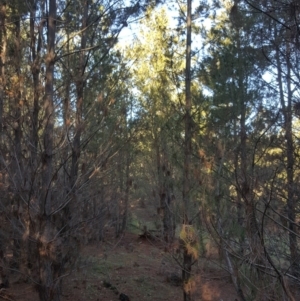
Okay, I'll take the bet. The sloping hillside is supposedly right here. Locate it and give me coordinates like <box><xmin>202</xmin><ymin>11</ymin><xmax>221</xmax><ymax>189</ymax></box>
<box><xmin>7</xmin><ymin>230</ymin><xmax>238</xmax><ymax>301</ymax></box>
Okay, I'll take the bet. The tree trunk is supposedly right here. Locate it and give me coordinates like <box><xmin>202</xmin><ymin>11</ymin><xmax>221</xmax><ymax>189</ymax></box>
<box><xmin>0</xmin><ymin>2</ymin><xmax>6</xmax><ymax>143</ymax></box>
<box><xmin>11</xmin><ymin>14</ymin><xmax>24</xmax><ymax>272</ymax></box>
<box><xmin>285</xmin><ymin>42</ymin><xmax>298</xmax><ymax>277</ymax></box>
<box><xmin>30</xmin><ymin>1</ymin><xmax>43</xmax><ymax>165</ymax></box>
<box><xmin>0</xmin><ymin>2</ymin><xmax>7</xmax><ymax>288</ymax></box>
<box><xmin>38</xmin><ymin>0</ymin><xmax>58</xmax><ymax>300</ymax></box>
<box><xmin>68</xmin><ymin>0</ymin><xmax>88</xmax><ymax>229</ymax></box>
<box><xmin>70</xmin><ymin>0</ymin><xmax>88</xmax><ymax>190</ymax></box>
<box><xmin>23</xmin><ymin>0</ymin><xmax>44</xmax><ymax>282</ymax></box>
<box><xmin>182</xmin><ymin>0</ymin><xmax>192</xmax><ymax>300</ymax></box>
<box><xmin>275</xmin><ymin>34</ymin><xmax>298</xmax><ymax>276</ymax></box>
<box><xmin>238</xmin><ymin>51</ymin><xmax>264</xmax><ymax>277</ymax></box>
<box><xmin>157</xmin><ymin>139</ymin><xmax>174</xmax><ymax>243</ymax></box>
<box><xmin>121</xmin><ymin>116</ymin><xmax>131</xmax><ymax>233</ymax></box>
<box><xmin>215</xmin><ymin>142</ymin><xmax>247</xmax><ymax>301</ymax></box>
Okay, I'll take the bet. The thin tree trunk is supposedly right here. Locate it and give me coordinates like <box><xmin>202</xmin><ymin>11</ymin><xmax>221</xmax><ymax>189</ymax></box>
<box><xmin>121</xmin><ymin>156</ymin><xmax>130</xmax><ymax>232</ymax></box>
<box><xmin>38</xmin><ymin>0</ymin><xmax>58</xmax><ymax>300</ymax></box>
<box><xmin>182</xmin><ymin>0</ymin><xmax>192</xmax><ymax>300</ymax></box>
<box><xmin>25</xmin><ymin>0</ymin><xmax>44</xmax><ymax>281</ymax></box>
<box><xmin>0</xmin><ymin>2</ymin><xmax>6</xmax><ymax>143</ymax></box>
<box><xmin>11</xmin><ymin>14</ymin><xmax>24</xmax><ymax>272</ymax></box>
<box><xmin>70</xmin><ymin>0</ymin><xmax>88</xmax><ymax>190</ymax></box>
<box><xmin>183</xmin><ymin>0</ymin><xmax>192</xmax><ymax>217</ymax></box>
<box><xmin>233</xmin><ymin>28</ymin><xmax>264</xmax><ymax>272</ymax></box>
<box><xmin>275</xmin><ymin>30</ymin><xmax>298</xmax><ymax>276</ymax></box>
<box><xmin>233</xmin><ymin>118</ymin><xmax>244</xmax><ymax>255</ymax></box>
<box><xmin>285</xmin><ymin>42</ymin><xmax>298</xmax><ymax>277</ymax></box>
<box><xmin>121</xmin><ymin>113</ymin><xmax>131</xmax><ymax>233</ymax></box>
<box><xmin>68</xmin><ymin>0</ymin><xmax>88</xmax><ymax>234</ymax></box>
<box><xmin>30</xmin><ymin>1</ymin><xmax>43</xmax><ymax>164</ymax></box>
<box><xmin>0</xmin><ymin>2</ymin><xmax>7</xmax><ymax>288</ymax></box>
<box><xmin>215</xmin><ymin>146</ymin><xmax>247</xmax><ymax>301</ymax></box>
<box><xmin>63</xmin><ymin>0</ymin><xmax>71</xmax><ymax>134</ymax></box>
<box><xmin>157</xmin><ymin>140</ymin><xmax>174</xmax><ymax>243</ymax></box>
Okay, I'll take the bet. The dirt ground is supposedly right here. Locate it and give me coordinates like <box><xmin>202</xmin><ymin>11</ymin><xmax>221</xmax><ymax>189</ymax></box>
<box><xmin>4</xmin><ymin>228</ymin><xmax>239</xmax><ymax>301</ymax></box>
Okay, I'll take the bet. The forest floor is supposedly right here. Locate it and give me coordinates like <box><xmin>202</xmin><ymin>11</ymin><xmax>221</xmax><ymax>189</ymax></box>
<box><xmin>5</xmin><ymin>208</ymin><xmax>239</xmax><ymax>301</ymax></box>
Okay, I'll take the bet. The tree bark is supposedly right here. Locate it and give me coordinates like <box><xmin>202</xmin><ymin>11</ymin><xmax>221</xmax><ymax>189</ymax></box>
<box><xmin>0</xmin><ymin>2</ymin><xmax>6</xmax><ymax>143</ymax></box>
<box><xmin>38</xmin><ymin>0</ymin><xmax>58</xmax><ymax>300</ymax></box>
<box><xmin>70</xmin><ymin>0</ymin><xmax>88</xmax><ymax>190</ymax></box>
<box><xmin>275</xmin><ymin>32</ymin><xmax>298</xmax><ymax>277</ymax></box>
<box><xmin>30</xmin><ymin>1</ymin><xmax>44</xmax><ymax>165</ymax></box>
<box><xmin>182</xmin><ymin>0</ymin><xmax>192</xmax><ymax>300</ymax></box>
<box><xmin>11</xmin><ymin>13</ymin><xmax>24</xmax><ymax>272</ymax></box>
<box><xmin>0</xmin><ymin>3</ymin><xmax>7</xmax><ymax>288</ymax></box>
<box><xmin>237</xmin><ymin>35</ymin><xmax>265</xmax><ymax>279</ymax></box>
